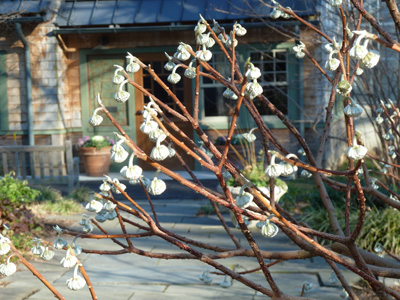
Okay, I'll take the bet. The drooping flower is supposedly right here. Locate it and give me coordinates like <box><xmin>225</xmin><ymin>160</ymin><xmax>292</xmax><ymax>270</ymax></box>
<box><xmin>168</xmin><ymin>143</ymin><xmax>176</xmax><ymax>158</ymax></box>
<box><xmin>279</xmin><ymin>154</ymin><xmax>298</xmax><ymax>177</ymax></box>
<box><xmin>140</xmin><ymin>117</ymin><xmax>159</xmax><ymax>135</ymax></box>
<box><xmin>222</xmin><ymin>88</ymin><xmax>238</xmax><ymax>100</ymax></box>
<box><xmin>212</xmin><ymin>19</ymin><xmax>223</xmax><ymax>34</ymax></box>
<box><xmin>114</xmin><ymin>80</ymin><xmax>130</xmax><ymax>103</ymax></box>
<box><xmin>349</xmin><ymin>31</ymin><xmax>369</xmax><ymax>60</ymax></box>
<box><xmin>346</xmin><ymin>138</ymin><xmax>367</xmax><ymax>160</ymax></box>
<box><xmin>370</xmin><ymin>177</ymin><xmax>379</xmax><ymax>190</ymax></box>
<box><xmin>111</xmin><ymin>178</ymin><xmax>126</xmax><ymax>194</ymax></box>
<box><xmin>293</xmin><ymin>41</ymin><xmax>306</xmax><ymax>59</ymax></box>
<box><xmin>196</xmin><ymin>45</ymin><xmax>212</xmax><ymax>62</ymax></box>
<box><xmin>382</xmin><ymin>129</ymin><xmax>394</xmax><ymax>141</ymax></box>
<box><xmin>218</xmin><ymin>33</ymin><xmax>228</xmax><ymax>44</ymax></box>
<box><xmin>112</xmin><ymin>65</ymin><xmax>125</xmax><ymax>84</ymax></box>
<box><xmin>233</xmin><ymin>22</ymin><xmax>247</xmax><ymax>36</ymax></box>
<box><xmin>301</xmin><ymin>169</ymin><xmax>312</xmax><ymax>178</ymax></box>
<box><xmin>79</xmin><ymin>214</ymin><xmax>94</xmax><ymax>233</ymax></box>
<box><xmin>52</xmin><ymin>225</ymin><xmax>68</xmax><ymax>250</ymax></box>
<box><xmin>206</xmin><ymin>36</ymin><xmax>215</xmax><ymax>48</ymax></box>
<box><xmin>167</xmin><ymin>65</ymin><xmax>182</xmax><ymax>84</ymax></box>
<box><xmin>95</xmin><ymin>211</ymin><xmax>107</xmax><ymax>223</ymax></box>
<box><xmin>125</xmin><ymin>52</ymin><xmax>140</xmax><ymax>73</ymax></box>
<box><xmin>297</xmin><ymin>148</ymin><xmax>306</xmax><ymax>156</ymax></box>
<box><xmin>235</xmin><ymin>184</ymin><xmax>254</xmax><ymax>209</ymax></box>
<box><xmin>264</xmin><ymin>152</ymin><xmax>283</xmax><ymax>178</ymax></box>
<box><xmin>85</xmin><ymin>196</ymin><xmax>103</xmax><ymax>213</ymax></box>
<box><xmin>88</xmin><ymin>107</ymin><xmax>103</xmax><ymax>126</ymax></box>
<box><xmin>149</xmin><ymin>128</ymin><xmax>166</xmax><ymax>143</ymax></box>
<box><xmin>388</xmin><ymin>145</ymin><xmax>397</xmax><ymax>159</ymax></box>
<box><xmin>325</xmin><ymin>50</ymin><xmax>340</xmax><ymax>71</ymax></box>
<box><xmin>147</xmin><ymin>170</ymin><xmax>166</xmax><ymax>195</ymax></box>
<box><xmin>194</xmin><ymin>20</ymin><xmax>207</xmax><ymax>34</ymax></box>
<box><xmin>245</xmin><ymin>80</ymin><xmax>263</xmax><ymax>100</ymax></box>
<box><xmin>174</xmin><ymin>43</ymin><xmax>192</xmax><ymax>61</ymax></box>
<box><xmin>335</xmin><ymin>80</ymin><xmax>352</xmax><ymax>95</ymax></box>
<box><xmin>324</xmin><ymin>37</ymin><xmax>341</xmax><ymax>53</ymax></box>
<box><xmin>330</xmin><ymin>0</ymin><xmax>342</xmax><ymax>7</ymax></box>
<box><xmin>120</xmin><ymin>152</ymin><xmax>143</xmax><ymax>181</ymax></box>
<box><xmin>220</xmin><ymin>275</ymin><xmax>232</xmax><ymax>288</ymax></box>
<box><xmin>184</xmin><ymin>60</ymin><xmax>196</xmax><ymax>79</ymax></box>
<box><xmin>303</xmin><ymin>281</ymin><xmax>313</xmax><ymax>292</ymax></box>
<box><xmin>196</xmin><ymin>32</ymin><xmax>210</xmax><ymax>46</ymax></box>
<box><xmin>328</xmin><ymin>272</ymin><xmax>339</xmax><ymax>284</ymax></box>
<box><xmin>110</xmin><ymin>136</ymin><xmax>129</xmax><ymax>163</ymax></box>
<box><xmin>261</xmin><ymin>216</ymin><xmax>279</xmax><ymax>238</ymax></box>
<box><xmin>40</xmin><ymin>246</ymin><xmax>55</xmax><ymax>261</ymax></box>
<box><xmin>66</xmin><ymin>264</ymin><xmax>86</xmax><ymax>291</ymax></box>
<box><xmin>242</xmin><ymin>127</ymin><xmax>257</xmax><ymax>143</ymax></box>
<box><xmin>361</xmin><ymin>50</ymin><xmax>380</xmax><ymax>69</ymax></box>
<box><xmin>225</xmin><ymin>32</ymin><xmax>238</xmax><ymax>48</ymax></box>
<box><xmin>340</xmin><ymin>289</ymin><xmax>349</xmax><ymax>298</ymax></box>
<box><xmin>0</xmin><ymin>234</ymin><xmax>11</xmax><ymax>255</ymax></box>
<box><xmin>60</xmin><ymin>248</ymin><xmax>78</xmax><ymax>268</ymax></box>
<box><xmin>270</xmin><ymin>7</ymin><xmax>282</xmax><ymax>19</ymax></box>
<box><xmin>199</xmin><ymin>271</ymin><xmax>213</xmax><ymax>284</ymax></box>
<box><xmin>0</xmin><ymin>259</ymin><xmax>16</xmax><ymax>277</ymax></box>
<box><xmin>99</xmin><ymin>180</ymin><xmax>111</xmax><ymax>194</ymax></box>
<box><xmin>222</xmin><ymin>169</ymin><xmax>232</xmax><ymax>181</ymax></box>
<box><xmin>164</xmin><ymin>52</ymin><xmax>176</xmax><ymax>71</ymax></box>
<box><xmin>356</xmin><ymin>67</ymin><xmax>364</xmax><ymax>76</ymax></box>
<box><xmin>375</xmin><ymin>114</ymin><xmax>384</xmax><ymax>124</ymax></box>
<box><xmin>343</xmin><ymin>97</ymin><xmax>363</xmax><ymax>117</ymax></box>
<box><xmin>245</xmin><ymin>63</ymin><xmax>262</xmax><ymax>81</ymax></box>
<box><xmin>150</xmin><ymin>136</ymin><xmax>170</xmax><ymax>161</ymax></box>
<box><xmin>31</xmin><ymin>238</ymin><xmax>45</xmax><ymax>255</ymax></box>
<box><xmin>72</xmin><ymin>236</ymin><xmax>82</xmax><ymax>256</ymax></box>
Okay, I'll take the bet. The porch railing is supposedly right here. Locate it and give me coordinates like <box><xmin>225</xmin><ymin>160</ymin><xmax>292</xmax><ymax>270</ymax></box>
<box><xmin>0</xmin><ymin>140</ymin><xmax>79</xmax><ymax>190</ymax></box>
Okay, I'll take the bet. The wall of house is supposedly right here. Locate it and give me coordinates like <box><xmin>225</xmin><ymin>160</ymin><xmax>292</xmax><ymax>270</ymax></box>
<box><xmin>0</xmin><ymin>1</ymin><xmax>80</xmax><ymax>147</ymax></box>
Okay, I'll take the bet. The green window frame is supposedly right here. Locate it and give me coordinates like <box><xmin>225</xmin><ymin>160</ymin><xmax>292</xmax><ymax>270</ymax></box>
<box><xmin>0</xmin><ymin>51</ymin><xmax>8</xmax><ymax>131</ymax></box>
<box><xmin>198</xmin><ymin>42</ymin><xmax>300</xmax><ymax>130</ymax></box>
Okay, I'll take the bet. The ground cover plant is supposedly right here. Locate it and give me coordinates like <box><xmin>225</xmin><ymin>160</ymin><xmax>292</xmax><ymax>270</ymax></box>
<box><xmin>3</xmin><ymin>1</ymin><xmax>400</xmax><ymax>299</ymax></box>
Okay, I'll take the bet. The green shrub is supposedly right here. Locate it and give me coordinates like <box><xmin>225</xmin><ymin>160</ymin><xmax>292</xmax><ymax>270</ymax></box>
<box><xmin>35</xmin><ymin>186</ymin><xmax>63</xmax><ymax>202</ymax></box>
<box><xmin>357</xmin><ymin>207</ymin><xmax>400</xmax><ymax>255</ymax></box>
<box><xmin>0</xmin><ymin>172</ymin><xmax>41</xmax><ymax>235</ymax></box>
<box><xmin>0</xmin><ymin>172</ymin><xmax>41</xmax><ymax>205</ymax></box>
<box><xmin>37</xmin><ymin>198</ymin><xmax>83</xmax><ymax>215</ymax></box>
<box><xmin>68</xmin><ymin>186</ymin><xmax>93</xmax><ymax>203</ymax></box>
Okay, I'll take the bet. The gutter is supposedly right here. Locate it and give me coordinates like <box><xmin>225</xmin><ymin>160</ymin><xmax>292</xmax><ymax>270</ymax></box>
<box><xmin>53</xmin><ymin>19</ymin><xmax>320</xmax><ymax>35</ymax></box>
<box><xmin>15</xmin><ymin>22</ymin><xmax>34</xmax><ymax>146</ymax></box>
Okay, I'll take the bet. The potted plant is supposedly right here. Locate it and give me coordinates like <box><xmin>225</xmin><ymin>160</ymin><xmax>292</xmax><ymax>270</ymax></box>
<box><xmin>216</xmin><ymin>131</ymin><xmax>289</xmax><ymax>227</ymax></box>
<box><xmin>77</xmin><ymin>135</ymin><xmax>115</xmax><ymax>177</ymax></box>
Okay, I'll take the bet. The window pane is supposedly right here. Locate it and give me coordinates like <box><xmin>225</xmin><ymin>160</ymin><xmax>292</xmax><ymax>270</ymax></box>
<box><xmin>254</xmin><ymin>86</ymin><xmax>288</xmax><ymax>115</ymax></box>
<box><xmin>249</xmin><ymin>49</ymin><xmax>289</xmax><ymax>116</ymax></box>
<box><xmin>204</xmin><ymin>86</ymin><xmax>235</xmax><ymax>117</ymax></box>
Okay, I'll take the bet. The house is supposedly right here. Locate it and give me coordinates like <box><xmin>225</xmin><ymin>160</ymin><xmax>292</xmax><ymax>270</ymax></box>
<box><xmin>0</xmin><ymin>0</ymin><xmax>324</xmax><ymax>170</ymax></box>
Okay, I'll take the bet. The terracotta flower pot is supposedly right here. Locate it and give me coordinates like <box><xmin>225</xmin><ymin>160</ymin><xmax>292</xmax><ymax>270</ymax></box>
<box><xmin>79</xmin><ymin>146</ymin><xmax>112</xmax><ymax>177</ymax></box>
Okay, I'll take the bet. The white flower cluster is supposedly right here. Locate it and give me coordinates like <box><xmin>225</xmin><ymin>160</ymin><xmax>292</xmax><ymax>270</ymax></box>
<box><xmin>264</xmin><ymin>152</ymin><xmax>298</xmax><ymax>178</ymax></box>
<box><xmin>269</xmin><ymin>1</ymin><xmax>293</xmax><ymax>20</ymax></box>
<box><xmin>30</xmin><ymin>237</ymin><xmax>55</xmax><ymax>261</ymax></box>
<box><xmin>244</xmin><ymin>62</ymin><xmax>263</xmax><ymax>100</ymax></box>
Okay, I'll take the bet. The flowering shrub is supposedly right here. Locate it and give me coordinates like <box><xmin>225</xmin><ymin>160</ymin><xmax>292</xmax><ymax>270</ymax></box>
<box><xmin>77</xmin><ymin>135</ymin><xmax>114</xmax><ymax>150</ymax></box>
<box><xmin>3</xmin><ymin>1</ymin><xmax>400</xmax><ymax>299</ymax></box>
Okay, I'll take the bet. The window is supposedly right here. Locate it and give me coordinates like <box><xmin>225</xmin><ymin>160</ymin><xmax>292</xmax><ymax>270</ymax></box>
<box><xmin>199</xmin><ymin>47</ymin><xmax>292</xmax><ymax>128</ymax></box>
<box><xmin>142</xmin><ymin>58</ymin><xmax>185</xmax><ymax>118</ymax></box>
<box><xmin>200</xmin><ymin>52</ymin><xmax>236</xmax><ymax>126</ymax></box>
<box><xmin>250</xmin><ymin>50</ymin><xmax>288</xmax><ymax>118</ymax></box>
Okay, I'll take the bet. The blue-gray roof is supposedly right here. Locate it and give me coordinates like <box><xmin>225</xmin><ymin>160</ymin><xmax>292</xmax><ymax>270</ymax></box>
<box><xmin>0</xmin><ymin>0</ymin><xmax>52</xmax><ymax>17</ymax></box>
<box><xmin>55</xmin><ymin>0</ymin><xmax>316</xmax><ymax>27</ymax></box>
